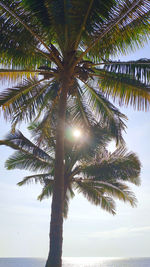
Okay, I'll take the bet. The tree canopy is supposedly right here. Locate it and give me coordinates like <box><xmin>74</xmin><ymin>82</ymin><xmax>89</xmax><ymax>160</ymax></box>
<box><xmin>0</xmin><ymin>120</ymin><xmax>141</xmax><ymax>217</ymax></box>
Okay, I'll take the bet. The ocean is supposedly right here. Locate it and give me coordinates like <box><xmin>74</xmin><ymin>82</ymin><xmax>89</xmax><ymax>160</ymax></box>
<box><xmin>0</xmin><ymin>257</ymin><xmax>150</xmax><ymax>267</ymax></box>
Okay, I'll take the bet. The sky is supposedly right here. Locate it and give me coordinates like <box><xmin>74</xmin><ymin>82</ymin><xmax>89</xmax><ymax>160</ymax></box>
<box><xmin>0</xmin><ymin>44</ymin><xmax>150</xmax><ymax>259</ymax></box>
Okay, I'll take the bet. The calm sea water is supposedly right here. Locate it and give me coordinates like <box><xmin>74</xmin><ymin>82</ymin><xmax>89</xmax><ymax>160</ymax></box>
<box><xmin>0</xmin><ymin>257</ymin><xmax>150</xmax><ymax>267</ymax></box>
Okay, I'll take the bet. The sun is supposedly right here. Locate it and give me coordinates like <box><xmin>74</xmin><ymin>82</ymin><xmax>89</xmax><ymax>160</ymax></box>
<box><xmin>73</xmin><ymin>129</ymin><xmax>81</xmax><ymax>138</ymax></box>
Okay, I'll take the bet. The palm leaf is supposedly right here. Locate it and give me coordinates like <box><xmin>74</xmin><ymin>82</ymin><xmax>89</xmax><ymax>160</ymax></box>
<box><xmin>103</xmin><ymin>59</ymin><xmax>150</xmax><ymax>84</ymax></box>
<box><xmin>8</xmin><ymin>80</ymin><xmax>57</xmax><ymax>127</ymax></box>
<box><xmin>97</xmin><ymin>70</ymin><xmax>150</xmax><ymax>110</ymax></box>
<box><xmin>72</xmin><ymin>90</ymin><xmax>92</xmax><ymax>127</ymax></box>
<box><xmin>75</xmin><ymin>180</ymin><xmax>116</xmax><ymax>215</ymax></box>
<box><xmin>17</xmin><ymin>173</ymin><xmax>53</xmax><ymax>186</ymax></box>
<box><xmin>88</xmin><ymin>180</ymin><xmax>137</xmax><ymax>207</ymax></box>
<box><xmin>82</xmin><ymin>81</ymin><xmax>126</xmax><ymax>144</ymax></box>
<box><xmin>3</xmin><ymin>131</ymin><xmax>53</xmax><ymax>162</ymax></box>
<box><xmin>0</xmin><ymin>77</ymin><xmax>60</xmax><ymax>126</ymax></box>
<box><xmin>0</xmin><ymin>70</ymin><xmax>38</xmax><ymax>84</ymax></box>
<box><xmin>78</xmin><ymin>0</ymin><xmax>150</xmax><ymax>61</ymax></box>
<box><xmin>0</xmin><ymin>1</ymin><xmax>51</xmax><ymax>53</ymax></box>
<box><xmin>0</xmin><ymin>1</ymin><xmax>62</xmax><ymax>68</ymax></box>
<box><xmin>38</xmin><ymin>180</ymin><xmax>54</xmax><ymax>200</ymax></box>
<box><xmin>86</xmin><ymin>9</ymin><xmax>150</xmax><ymax>60</ymax></box>
<box><xmin>21</xmin><ymin>0</ymin><xmax>51</xmax><ymax>29</ymax></box>
<box><xmin>0</xmin><ymin>77</ymin><xmax>45</xmax><ymax>108</ymax></box>
<box><xmin>5</xmin><ymin>151</ymin><xmax>51</xmax><ymax>172</ymax></box>
<box><xmin>81</xmin><ymin>147</ymin><xmax>141</xmax><ymax>185</ymax></box>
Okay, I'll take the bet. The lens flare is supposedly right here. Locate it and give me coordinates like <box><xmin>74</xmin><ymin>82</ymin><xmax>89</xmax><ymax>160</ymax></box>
<box><xmin>73</xmin><ymin>129</ymin><xmax>81</xmax><ymax>138</ymax></box>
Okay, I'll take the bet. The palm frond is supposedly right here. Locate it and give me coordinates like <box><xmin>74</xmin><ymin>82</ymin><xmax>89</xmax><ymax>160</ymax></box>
<box><xmin>0</xmin><ymin>1</ymin><xmax>51</xmax><ymax>53</ymax></box>
<box><xmin>75</xmin><ymin>180</ymin><xmax>116</xmax><ymax>215</ymax></box>
<box><xmin>0</xmin><ymin>77</ymin><xmax>45</xmax><ymax>108</ymax></box>
<box><xmin>97</xmin><ymin>70</ymin><xmax>150</xmax><ymax>110</ymax></box>
<box><xmin>89</xmin><ymin>180</ymin><xmax>137</xmax><ymax>207</ymax></box>
<box><xmin>78</xmin><ymin>0</ymin><xmax>150</xmax><ymax>61</ymax></box>
<box><xmin>74</xmin><ymin>0</ymin><xmax>94</xmax><ymax>50</ymax></box>
<box><xmin>72</xmin><ymin>90</ymin><xmax>93</xmax><ymax>127</ymax></box>
<box><xmin>31</xmin><ymin>115</ymin><xmax>56</xmax><ymax>149</ymax></box>
<box><xmin>27</xmin><ymin>118</ymin><xmax>56</xmax><ymax>154</ymax></box>
<box><xmin>21</xmin><ymin>0</ymin><xmax>51</xmax><ymax>29</ymax></box>
<box><xmin>5</xmin><ymin>151</ymin><xmax>52</xmax><ymax>172</ymax></box>
<box><xmin>0</xmin><ymin>77</ymin><xmax>60</xmax><ymax>127</ymax></box>
<box><xmin>0</xmin><ymin>6</ymin><xmax>42</xmax><ymax>67</ymax></box>
<box><xmin>0</xmin><ymin>1</ymin><xmax>63</xmax><ymax>68</ymax></box>
<box><xmin>3</xmin><ymin>131</ymin><xmax>53</xmax><ymax>162</ymax></box>
<box><xmin>17</xmin><ymin>173</ymin><xmax>53</xmax><ymax>186</ymax></box>
<box><xmin>103</xmin><ymin>59</ymin><xmax>150</xmax><ymax>84</ymax></box>
<box><xmin>7</xmin><ymin>79</ymin><xmax>57</xmax><ymax>127</ymax></box>
<box><xmin>82</xmin><ymin>80</ymin><xmax>126</xmax><ymax>144</ymax></box>
<box><xmin>38</xmin><ymin>180</ymin><xmax>54</xmax><ymax>200</ymax></box>
<box><xmin>0</xmin><ymin>70</ymin><xmax>38</xmax><ymax>84</ymax></box>
<box><xmin>81</xmin><ymin>147</ymin><xmax>141</xmax><ymax>185</ymax></box>
<box><xmin>86</xmin><ymin>9</ymin><xmax>150</xmax><ymax>60</ymax></box>
<box><xmin>0</xmin><ymin>139</ymin><xmax>23</xmax><ymax>151</ymax></box>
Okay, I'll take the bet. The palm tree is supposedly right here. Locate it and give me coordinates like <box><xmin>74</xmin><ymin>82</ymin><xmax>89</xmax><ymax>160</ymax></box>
<box><xmin>0</xmin><ymin>1</ymin><xmax>150</xmax><ymax>266</ymax></box>
<box><xmin>0</xmin><ymin>122</ymin><xmax>141</xmax><ymax>259</ymax></box>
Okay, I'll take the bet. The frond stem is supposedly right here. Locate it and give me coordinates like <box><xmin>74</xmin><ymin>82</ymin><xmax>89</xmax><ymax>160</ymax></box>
<box><xmin>2</xmin><ymin>77</ymin><xmax>46</xmax><ymax>107</ymax></box>
<box><xmin>74</xmin><ymin>0</ymin><xmax>94</xmax><ymax>50</ymax></box>
<box><xmin>73</xmin><ymin>0</ymin><xmax>142</xmax><ymax>68</ymax></box>
<box><xmin>91</xmin><ymin>61</ymin><xmax>150</xmax><ymax>67</ymax></box>
<box><xmin>0</xmin><ymin>2</ymin><xmax>63</xmax><ymax>69</ymax></box>
<box><xmin>0</xmin><ymin>69</ymin><xmax>55</xmax><ymax>75</ymax></box>
<box><xmin>80</xmin><ymin>79</ymin><xmax>114</xmax><ymax>118</ymax></box>
<box><xmin>76</xmin><ymin>91</ymin><xmax>90</xmax><ymax>127</ymax></box>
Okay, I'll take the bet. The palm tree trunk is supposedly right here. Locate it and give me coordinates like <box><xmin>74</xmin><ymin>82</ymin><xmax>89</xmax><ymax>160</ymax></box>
<box><xmin>45</xmin><ymin>85</ymin><xmax>68</xmax><ymax>267</ymax></box>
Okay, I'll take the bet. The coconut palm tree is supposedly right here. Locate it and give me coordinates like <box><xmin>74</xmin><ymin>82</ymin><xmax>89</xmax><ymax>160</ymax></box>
<box><xmin>0</xmin><ymin>121</ymin><xmax>141</xmax><ymax>261</ymax></box>
<box><xmin>0</xmin><ymin>1</ymin><xmax>150</xmax><ymax>266</ymax></box>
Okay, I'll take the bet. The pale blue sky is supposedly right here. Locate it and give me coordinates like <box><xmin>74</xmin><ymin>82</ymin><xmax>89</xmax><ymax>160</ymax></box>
<box><xmin>0</xmin><ymin>44</ymin><xmax>150</xmax><ymax>258</ymax></box>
